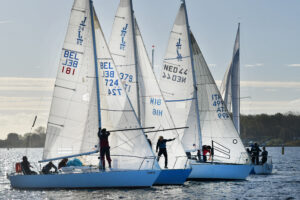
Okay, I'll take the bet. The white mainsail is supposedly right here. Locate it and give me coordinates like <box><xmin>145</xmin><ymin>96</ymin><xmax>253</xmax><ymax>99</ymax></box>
<box><xmin>43</xmin><ymin>0</ymin><xmax>97</xmax><ymax>159</ymax></box>
<box><xmin>159</xmin><ymin>3</ymin><xmax>247</xmax><ymax>164</ymax></box>
<box><xmin>109</xmin><ymin>0</ymin><xmax>188</xmax><ymax>169</ymax></box>
<box><xmin>191</xmin><ymin>32</ymin><xmax>247</xmax><ymax>164</ymax></box>
<box><xmin>43</xmin><ymin>0</ymin><xmax>159</xmax><ymax>170</ymax></box>
<box><xmin>220</xmin><ymin>24</ymin><xmax>240</xmax><ymax>134</ymax></box>
<box><xmin>159</xmin><ymin>4</ymin><xmax>201</xmax><ymax>152</ymax></box>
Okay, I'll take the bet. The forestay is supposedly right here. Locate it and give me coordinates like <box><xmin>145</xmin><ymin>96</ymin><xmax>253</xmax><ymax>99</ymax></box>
<box><xmin>191</xmin><ymin>32</ymin><xmax>247</xmax><ymax>164</ymax></box>
<box><xmin>159</xmin><ymin>4</ymin><xmax>200</xmax><ymax>152</ymax></box>
<box><xmin>220</xmin><ymin>24</ymin><xmax>240</xmax><ymax>134</ymax></box>
<box><xmin>44</xmin><ymin>0</ymin><xmax>159</xmax><ymax>170</ymax></box>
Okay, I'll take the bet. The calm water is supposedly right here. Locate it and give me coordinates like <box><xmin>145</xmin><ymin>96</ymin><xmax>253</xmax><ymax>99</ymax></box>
<box><xmin>0</xmin><ymin>147</ymin><xmax>299</xmax><ymax>200</ymax></box>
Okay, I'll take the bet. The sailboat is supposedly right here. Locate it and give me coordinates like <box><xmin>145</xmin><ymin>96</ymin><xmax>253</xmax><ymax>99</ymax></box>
<box><xmin>8</xmin><ymin>0</ymin><xmax>161</xmax><ymax>189</ymax></box>
<box><xmin>220</xmin><ymin>24</ymin><xmax>273</xmax><ymax>175</ymax></box>
<box><xmin>108</xmin><ymin>0</ymin><xmax>191</xmax><ymax>185</ymax></box>
<box><xmin>158</xmin><ymin>0</ymin><xmax>252</xmax><ymax>180</ymax></box>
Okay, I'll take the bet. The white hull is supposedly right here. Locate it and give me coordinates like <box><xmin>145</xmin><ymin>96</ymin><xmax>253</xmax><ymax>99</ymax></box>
<box><xmin>188</xmin><ymin>161</ymin><xmax>252</xmax><ymax>180</ymax></box>
<box><xmin>252</xmin><ymin>163</ymin><xmax>273</xmax><ymax>175</ymax></box>
<box><xmin>8</xmin><ymin>170</ymin><xmax>160</xmax><ymax>189</ymax></box>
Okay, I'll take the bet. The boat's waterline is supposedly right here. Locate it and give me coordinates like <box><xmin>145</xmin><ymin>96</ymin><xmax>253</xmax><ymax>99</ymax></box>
<box><xmin>188</xmin><ymin>161</ymin><xmax>252</xmax><ymax>180</ymax></box>
<box><xmin>8</xmin><ymin>169</ymin><xmax>160</xmax><ymax>189</ymax></box>
<box><xmin>154</xmin><ymin>168</ymin><xmax>192</xmax><ymax>185</ymax></box>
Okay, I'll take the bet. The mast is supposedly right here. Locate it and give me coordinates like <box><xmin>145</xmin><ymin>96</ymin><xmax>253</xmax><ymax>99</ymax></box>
<box><xmin>89</xmin><ymin>0</ymin><xmax>101</xmax><ymax>127</ymax></box>
<box><xmin>129</xmin><ymin>0</ymin><xmax>141</xmax><ymax>120</ymax></box>
<box><xmin>182</xmin><ymin>0</ymin><xmax>202</xmax><ymax>149</ymax></box>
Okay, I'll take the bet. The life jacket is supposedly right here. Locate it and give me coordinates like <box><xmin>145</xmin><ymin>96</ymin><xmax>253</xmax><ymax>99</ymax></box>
<box><xmin>15</xmin><ymin>163</ymin><xmax>22</xmax><ymax>173</ymax></box>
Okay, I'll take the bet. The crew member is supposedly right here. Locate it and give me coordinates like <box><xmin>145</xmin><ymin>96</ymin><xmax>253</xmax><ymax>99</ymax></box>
<box><xmin>202</xmin><ymin>145</ymin><xmax>212</xmax><ymax>162</ymax></box>
<box><xmin>98</xmin><ymin>128</ymin><xmax>112</xmax><ymax>170</ymax></box>
<box><xmin>156</xmin><ymin>136</ymin><xmax>175</xmax><ymax>168</ymax></box>
<box><xmin>20</xmin><ymin>156</ymin><xmax>37</xmax><ymax>175</ymax></box>
<box><xmin>58</xmin><ymin>158</ymin><xmax>68</xmax><ymax>169</ymax></box>
<box><xmin>261</xmin><ymin>146</ymin><xmax>268</xmax><ymax>165</ymax></box>
<box><xmin>42</xmin><ymin>161</ymin><xmax>58</xmax><ymax>174</ymax></box>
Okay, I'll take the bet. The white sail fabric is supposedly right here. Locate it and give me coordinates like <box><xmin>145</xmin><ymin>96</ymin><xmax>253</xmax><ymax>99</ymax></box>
<box><xmin>108</xmin><ymin>0</ymin><xmax>139</xmax><ymax>118</ymax></box>
<box><xmin>44</xmin><ymin>0</ymin><xmax>159</xmax><ymax>170</ymax></box>
<box><xmin>220</xmin><ymin>24</ymin><xmax>240</xmax><ymax>134</ymax></box>
<box><xmin>134</xmin><ymin>20</ymin><xmax>188</xmax><ymax>169</ymax></box>
<box><xmin>109</xmin><ymin>0</ymin><xmax>188</xmax><ymax>169</ymax></box>
<box><xmin>159</xmin><ymin>4</ymin><xmax>200</xmax><ymax>152</ymax></box>
<box><xmin>191</xmin><ymin>32</ymin><xmax>247</xmax><ymax>164</ymax></box>
<box><xmin>93</xmin><ymin>9</ymin><xmax>159</xmax><ymax>170</ymax></box>
<box><xmin>43</xmin><ymin>0</ymin><xmax>97</xmax><ymax>159</ymax></box>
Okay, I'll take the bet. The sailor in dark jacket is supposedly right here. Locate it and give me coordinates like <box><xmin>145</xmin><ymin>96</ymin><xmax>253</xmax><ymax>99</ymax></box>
<box><xmin>20</xmin><ymin>156</ymin><xmax>37</xmax><ymax>175</ymax></box>
<box><xmin>98</xmin><ymin>128</ymin><xmax>112</xmax><ymax>170</ymax></box>
<box><xmin>156</xmin><ymin>136</ymin><xmax>175</xmax><ymax>168</ymax></box>
<box><xmin>42</xmin><ymin>161</ymin><xmax>58</xmax><ymax>174</ymax></box>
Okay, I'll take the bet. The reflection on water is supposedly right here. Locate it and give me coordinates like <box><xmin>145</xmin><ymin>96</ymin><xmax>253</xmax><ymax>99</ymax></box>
<box><xmin>0</xmin><ymin>147</ymin><xmax>299</xmax><ymax>199</ymax></box>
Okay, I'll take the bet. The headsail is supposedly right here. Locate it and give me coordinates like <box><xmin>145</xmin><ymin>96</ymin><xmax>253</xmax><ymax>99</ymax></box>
<box><xmin>159</xmin><ymin>3</ymin><xmax>201</xmax><ymax>152</ymax></box>
<box><xmin>191</xmin><ymin>32</ymin><xmax>247</xmax><ymax>164</ymax></box>
<box><xmin>108</xmin><ymin>0</ymin><xmax>140</xmax><ymax>119</ymax></box>
<box><xmin>220</xmin><ymin>24</ymin><xmax>240</xmax><ymax>134</ymax></box>
<box><xmin>109</xmin><ymin>0</ymin><xmax>188</xmax><ymax>169</ymax></box>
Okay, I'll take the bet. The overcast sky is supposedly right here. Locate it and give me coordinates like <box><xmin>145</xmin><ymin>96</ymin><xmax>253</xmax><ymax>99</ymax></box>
<box><xmin>0</xmin><ymin>0</ymin><xmax>299</xmax><ymax>139</ymax></box>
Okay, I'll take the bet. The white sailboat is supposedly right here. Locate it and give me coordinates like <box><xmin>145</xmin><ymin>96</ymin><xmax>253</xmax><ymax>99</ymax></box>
<box><xmin>108</xmin><ymin>0</ymin><xmax>191</xmax><ymax>185</ymax></box>
<box><xmin>8</xmin><ymin>0</ymin><xmax>160</xmax><ymax>189</ymax></box>
<box><xmin>159</xmin><ymin>0</ymin><xmax>252</xmax><ymax>180</ymax></box>
<box><xmin>220</xmin><ymin>24</ymin><xmax>273</xmax><ymax>175</ymax></box>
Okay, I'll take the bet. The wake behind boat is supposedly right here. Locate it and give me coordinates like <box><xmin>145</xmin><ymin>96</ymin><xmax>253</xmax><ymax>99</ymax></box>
<box><xmin>8</xmin><ymin>0</ymin><xmax>160</xmax><ymax>189</ymax></box>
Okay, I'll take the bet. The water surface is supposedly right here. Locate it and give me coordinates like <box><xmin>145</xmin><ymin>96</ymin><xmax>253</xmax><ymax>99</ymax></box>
<box><xmin>0</xmin><ymin>147</ymin><xmax>299</xmax><ymax>199</ymax></box>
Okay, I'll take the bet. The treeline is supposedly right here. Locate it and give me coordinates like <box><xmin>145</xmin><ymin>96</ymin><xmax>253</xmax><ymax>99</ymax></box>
<box><xmin>1</xmin><ymin>113</ymin><xmax>300</xmax><ymax>148</ymax></box>
<box><xmin>0</xmin><ymin>127</ymin><xmax>46</xmax><ymax>148</ymax></box>
<box><xmin>240</xmin><ymin>113</ymin><xmax>300</xmax><ymax>146</ymax></box>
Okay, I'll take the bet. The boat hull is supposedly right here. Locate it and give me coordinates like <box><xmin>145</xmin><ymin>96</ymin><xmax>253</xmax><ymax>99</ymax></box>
<box><xmin>188</xmin><ymin>161</ymin><xmax>252</xmax><ymax>180</ymax></box>
<box><xmin>154</xmin><ymin>168</ymin><xmax>192</xmax><ymax>185</ymax></box>
<box><xmin>8</xmin><ymin>170</ymin><xmax>160</xmax><ymax>189</ymax></box>
<box><xmin>251</xmin><ymin>163</ymin><xmax>273</xmax><ymax>175</ymax></box>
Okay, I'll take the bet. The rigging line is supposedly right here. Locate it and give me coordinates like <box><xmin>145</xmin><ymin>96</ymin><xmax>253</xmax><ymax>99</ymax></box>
<box><xmin>25</xmin><ymin>115</ymin><xmax>38</xmax><ymax>155</ymax></box>
<box><xmin>165</xmin><ymin>98</ymin><xmax>194</xmax><ymax>102</ymax></box>
<box><xmin>144</xmin><ymin>127</ymin><xmax>189</xmax><ymax>133</ymax></box>
<box><xmin>108</xmin><ymin>126</ymin><xmax>155</xmax><ymax>133</ymax></box>
<box><xmin>110</xmin><ymin>133</ymin><xmax>145</xmax><ymax>151</ymax></box>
